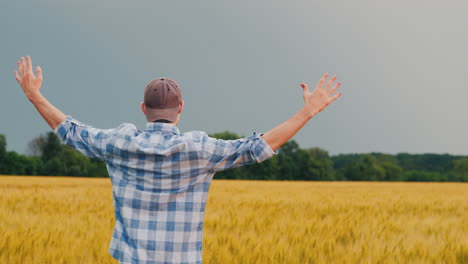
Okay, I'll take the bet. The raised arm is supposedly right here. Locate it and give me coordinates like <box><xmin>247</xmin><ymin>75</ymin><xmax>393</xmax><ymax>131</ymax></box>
<box><xmin>261</xmin><ymin>73</ymin><xmax>342</xmax><ymax>151</ymax></box>
<box><xmin>14</xmin><ymin>56</ymin><xmax>66</xmax><ymax>129</ymax></box>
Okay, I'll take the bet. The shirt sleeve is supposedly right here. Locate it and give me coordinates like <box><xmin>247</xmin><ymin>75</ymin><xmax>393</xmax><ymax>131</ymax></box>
<box><xmin>204</xmin><ymin>132</ymin><xmax>277</xmax><ymax>172</ymax></box>
<box><xmin>54</xmin><ymin>115</ymin><xmax>110</xmax><ymax>160</ymax></box>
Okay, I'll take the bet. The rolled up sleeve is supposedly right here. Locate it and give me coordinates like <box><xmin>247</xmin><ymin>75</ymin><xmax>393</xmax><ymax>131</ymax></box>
<box><xmin>54</xmin><ymin>115</ymin><xmax>109</xmax><ymax>160</ymax></box>
<box><xmin>205</xmin><ymin>132</ymin><xmax>277</xmax><ymax>172</ymax></box>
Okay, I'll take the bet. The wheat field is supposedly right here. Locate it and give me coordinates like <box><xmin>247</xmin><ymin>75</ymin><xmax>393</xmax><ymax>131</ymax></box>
<box><xmin>0</xmin><ymin>176</ymin><xmax>467</xmax><ymax>264</ymax></box>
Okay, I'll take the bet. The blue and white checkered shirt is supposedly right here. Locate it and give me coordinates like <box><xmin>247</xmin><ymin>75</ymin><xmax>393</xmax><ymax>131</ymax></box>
<box><xmin>54</xmin><ymin>116</ymin><xmax>276</xmax><ymax>264</ymax></box>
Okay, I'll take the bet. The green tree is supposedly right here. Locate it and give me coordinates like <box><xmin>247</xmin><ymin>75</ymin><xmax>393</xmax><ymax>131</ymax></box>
<box><xmin>278</xmin><ymin>141</ymin><xmax>301</xmax><ymax>180</ymax></box>
<box><xmin>0</xmin><ymin>134</ymin><xmax>6</xmax><ymax>158</ymax></box>
<box><xmin>23</xmin><ymin>156</ymin><xmax>43</xmax><ymax>175</ymax></box>
<box><xmin>451</xmin><ymin>159</ymin><xmax>468</xmax><ymax>182</ymax></box>
<box><xmin>63</xmin><ymin>146</ymin><xmax>90</xmax><ymax>176</ymax></box>
<box><xmin>307</xmin><ymin>148</ymin><xmax>335</xmax><ymax>180</ymax></box>
<box><xmin>0</xmin><ymin>134</ymin><xmax>7</xmax><ymax>174</ymax></box>
<box><xmin>41</xmin><ymin>132</ymin><xmax>64</xmax><ymax>162</ymax></box>
<box><xmin>28</xmin><ymin>132</ymin><xmax>66</xmax><ymax>176</ymax></box>
<box><xmin>380</xmin><ymin>161</ymin><xmax>403</xmax><ymax>181</ymax></box>
<box><xmin>246</xmin><ymin>157</ymin><xmax>280</xmax><ymax>180</ymax></box>
<box><xmin>42</xmin><ymin>157</ymin><xmax>65</xmax><ymax>176</ymax></box>
<box><xmin>209</xmin><ymin>131</ymin><xmax>241</xmax><ymax>140</ymax></box>
<box><xmin>396</xmin><ymin>153</ymin><xmax>462</xmax><ymax>172</ymax></box>
<box><xmin>372</xmin><ymin>153</ymin><xmax>403</xmax><ymax>181</ymax></box>
<box><xmin>344</xmin><ymin>154</ymin><xmax>385</xmax><ymax>181</ymax></box>
<box><xmin>331</xmin><ymin>154</ymin><xmax>360</xmax><ymax>170</ymax></box>
<box><xmin>88</xmin><ymin>159</ymin><xmax>109</xmax><ymax>177</ymax></box>
<box><xmin>402</xmin><ymin>170</ymin><xmax>443</xmax><ymax>182</ymax></box>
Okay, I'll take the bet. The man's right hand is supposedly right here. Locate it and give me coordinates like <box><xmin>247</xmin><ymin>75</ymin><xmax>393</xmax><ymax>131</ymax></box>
<box><xmin>14</xmin><ymin>56</ymin><xmax>43</xmax><ymax>101</ymax></box>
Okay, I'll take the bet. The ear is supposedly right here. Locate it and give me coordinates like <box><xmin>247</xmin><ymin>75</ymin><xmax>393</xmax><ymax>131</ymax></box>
<box><xmin>178</xmin><ymin>101</ymin><xmax>185</xmax><ymax>114</ymax></box>
<box><xmin>141</xmin><ymin>102</ymin><xmax>146</xmax><ymax>114</ymax></box>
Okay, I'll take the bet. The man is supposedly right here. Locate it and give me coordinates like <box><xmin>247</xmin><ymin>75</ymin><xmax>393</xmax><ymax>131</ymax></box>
<box><xmin>14</xmin><ymin>56</ymin><xmax>342</xmax><ymax>264</ymax></box>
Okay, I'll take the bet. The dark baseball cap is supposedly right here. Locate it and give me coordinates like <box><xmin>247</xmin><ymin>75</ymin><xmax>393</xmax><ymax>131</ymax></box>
<box><xmin>143</xmin><ymin>78</ymin><xmax>183</xmax><ymax>122</ymax></box>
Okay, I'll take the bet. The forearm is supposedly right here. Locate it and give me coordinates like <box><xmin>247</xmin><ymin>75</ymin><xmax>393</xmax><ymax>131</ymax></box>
<box><xmin>261</xmin><ymin>107</ymin><xmax>314</xmax><ymax>151</ymax></box>
<box><xmin>29</xmin><ymin>92</ymin><xmax>67</xmax><ymax>130</ymax></box>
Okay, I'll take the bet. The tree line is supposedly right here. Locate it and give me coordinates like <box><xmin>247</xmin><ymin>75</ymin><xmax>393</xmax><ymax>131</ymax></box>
<box><xmin>0</xmin><ymin>131</ymin><xmax>467</xmax><ymax>182</ymax></box>
<box><xmin>0</xmin><ymin>133</ymin><xmax>107</xmax><ymax>177</ymax></box>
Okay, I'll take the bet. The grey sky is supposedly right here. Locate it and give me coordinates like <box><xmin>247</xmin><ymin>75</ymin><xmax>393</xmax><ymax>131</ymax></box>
<box><xmin>1</xmin><ymin>0</ymin><xmax>468</xmax><ymax>155</ymax></box>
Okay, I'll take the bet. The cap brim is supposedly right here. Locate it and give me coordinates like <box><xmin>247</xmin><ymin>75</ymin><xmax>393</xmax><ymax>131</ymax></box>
<box><xmin>145</xmin><ymin>106</ymin><xmax>179</xmax><ymax>122</ymax></box>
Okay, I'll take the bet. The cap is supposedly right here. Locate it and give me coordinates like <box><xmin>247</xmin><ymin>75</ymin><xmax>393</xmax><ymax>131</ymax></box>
<box><xmin>143</xmin><ymin>78</ymin><xmax>182</xmax><ymax>122</ymax></box>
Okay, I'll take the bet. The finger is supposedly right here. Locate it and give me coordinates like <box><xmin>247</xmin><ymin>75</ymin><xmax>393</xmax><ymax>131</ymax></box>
<box><xmin>329</xmin><ymin>92</ymin><xmax>343</xmax><ymax>103</ymax></box>
<box><xmin>328</xmin><ymin>82</ymin><xmax>342</xmax><ymax>96</ymax></box>
<box><xmin>19</xmin><ymin>57</ymin><xmax>25</xmax><ymax>75</ymax></box>
<box><xmin>26</xmin><ymin>56</ymin><xmax>33</xmax><ymax>74</ymax></box>
<box><xmin>316</xmin><ymin>73</ymin><xmax>329</xmax><ymax>89</ymax></box>
<box><xmin>324</xmin><ymin>75</ymin><xmax>337</xmax><ymax>91</ymax></box>
<box><xmin>300</xmin><ymin>83</ymin><xmax>309</xmax><ymax>93</ymax></box>
<box><xmin>14</xmin><ymin>70</ymin><xmax>21</xmax><ymax>82</ymax></box>
<box><xmin>36</xmin><ymin>66</ymin><xmax>43</xmax><ymax>80</ymax></box>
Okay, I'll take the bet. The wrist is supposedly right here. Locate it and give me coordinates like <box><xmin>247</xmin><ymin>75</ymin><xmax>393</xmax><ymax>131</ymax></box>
<box><xmin>300</xmin><ymin>106</ymin><xmax>317</xmax><ymax>119</ymax></box>
<box><xmin>27</xmin><ymin>91</ymin><xmax>43</xmax><ymax>103</ymax></box>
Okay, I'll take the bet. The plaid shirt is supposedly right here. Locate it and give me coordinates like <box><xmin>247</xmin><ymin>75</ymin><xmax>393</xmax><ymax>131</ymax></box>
<box><xmin>54</xmin><ymin>116</ymin><xmax>276</xmax><ymax>264</ymax></box>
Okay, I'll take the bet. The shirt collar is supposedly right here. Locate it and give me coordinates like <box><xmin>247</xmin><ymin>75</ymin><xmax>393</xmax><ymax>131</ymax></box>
<box><xmin>145</xmin><ymin>122</ymin><xmax>180</xmax><ymax>135</ymax></box>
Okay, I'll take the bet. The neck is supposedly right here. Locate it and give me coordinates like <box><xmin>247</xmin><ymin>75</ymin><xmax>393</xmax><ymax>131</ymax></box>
<box><xmin>146</xmin><ymin>114</ymin><xmax>180</xmax><ymax>126</ymax></box>
<box><xmin>154</xmin><ymin>119</ymin><xmax>172</xmax><ymax>123</ymax></box>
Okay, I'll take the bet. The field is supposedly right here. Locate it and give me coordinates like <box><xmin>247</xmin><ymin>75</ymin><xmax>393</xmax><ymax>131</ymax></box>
<box><xmin>0</xmin><ymin>176</ymin><xmax>467</xmax><ymax>264</ymax></box>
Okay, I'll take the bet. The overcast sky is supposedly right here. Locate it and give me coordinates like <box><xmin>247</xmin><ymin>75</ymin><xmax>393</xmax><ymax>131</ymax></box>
<box><xmin>1</xmin><ymin>0</ymin><xmax>468</xmax><ymax>155</ymax></box>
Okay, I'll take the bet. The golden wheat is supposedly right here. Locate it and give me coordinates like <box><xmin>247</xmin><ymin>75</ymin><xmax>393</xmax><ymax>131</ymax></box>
<box><xmin>0</xmin><ymin>176</ymin><xmax>467</xmax><ymax>263</ymax></box>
